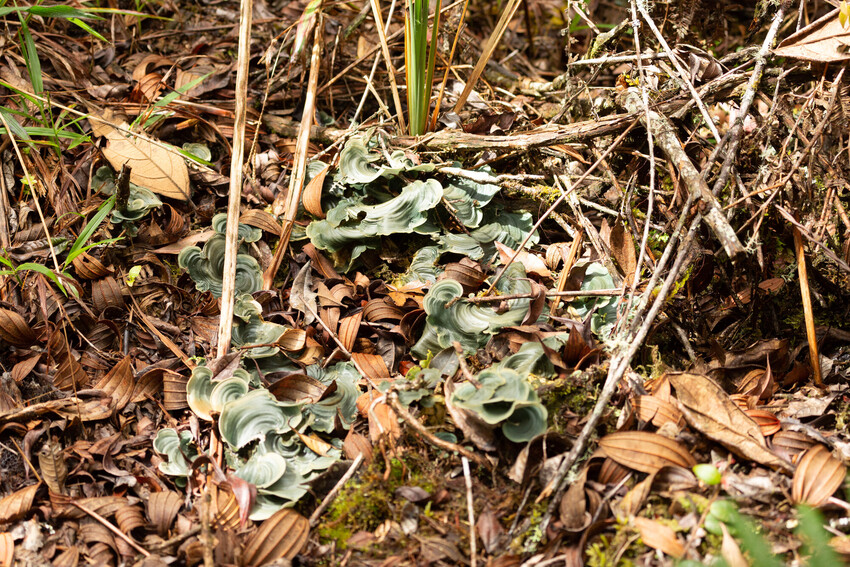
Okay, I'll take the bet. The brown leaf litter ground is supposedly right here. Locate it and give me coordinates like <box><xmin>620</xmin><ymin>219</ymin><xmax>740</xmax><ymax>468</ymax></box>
<box><xmin>0</xmin><ymin>0</ymin><xmax>849</xmax><ymax>566</ymax></box>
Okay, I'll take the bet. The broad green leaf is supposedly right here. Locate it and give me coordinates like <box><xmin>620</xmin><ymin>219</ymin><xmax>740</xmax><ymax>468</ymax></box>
<box><xmin>219</xmin><ymin>390</ymin><xmax>303</xmax><ymax>449</ymax></box>
<box><xmin>411</xmin><ymin>263</ymin><xmax>531</xmax><ymax>358</ymax></box>
<box><xmin>153</xmin><ymin>429</ymin><xmax>198</xmax><ymax>477</ymax></box>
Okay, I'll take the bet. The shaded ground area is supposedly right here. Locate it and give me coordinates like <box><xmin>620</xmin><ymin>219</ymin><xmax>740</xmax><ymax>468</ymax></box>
<box><xmin>0</xmin><ymin>0</ymin><xmax>849</xmax><ymax>565</ymax></box>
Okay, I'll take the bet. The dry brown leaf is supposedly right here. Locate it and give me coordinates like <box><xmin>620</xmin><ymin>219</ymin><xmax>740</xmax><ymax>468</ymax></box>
<box><xmin>338</xmin><ymin>312</ymin><xmax>362</xmax><ymax>354</ymax></box>
<box><xmin>598</xmin><ymin>431</ymin><xmax>696</xmax><ymax>473</ymax></box>
<box><xmin>239</xmin><ymin>209</ymin><xmax>282</xmax><ymax>235</ymax></box>
<box><xmin>0</xmin><ymin>483</ymin><xmax>38</xmax><ymax>522</ymax></box>
<box><xmin>269</xmin><ymin>374</ymin><xmax>326</xmax><ymax>403</ymax></box>
<box><xmin>494</xmin><ymin>241</ymin><xmax>552</xmax><ymax>277</ymax></box>
<box><xmin>211</xmin><ymin>483</ymin><xmax>242</xmax><ymax>531</ymax></box>
<box><xmin>302</xmin><ymin>161</ymin><xmax>331</xmax><ymax>218</ymax></box>
<box><xmin>634</xmin><ymin>395</ymin><xmax>684</xmax><ymax>428</ymax></box>
<box><xmin>0</xmin><ymin>532</ymin><xmax>13</xmax><ymax>567</ymax></box>
<box><xmin>667</xmin><ymin>372</ymin><xmax>790</xmax><ymax>472</ymax></box>
<box><xmin>295</xmin><ymin>431</ymin><xmax>333</xmax><ymax>456</ymax></box>
<box><xmin>773</xmin><ymin>8</ymin><xmax>850</xmax><ymax>62</ymax></box>
<box><xmin>0</xmin><ymin>308</ymin><xmax>37</xmax><ymax>347</ymax></box>
<box><xmin>356</xmin><ymin>391</ymin><xmax>401</xmax><ymax>442</ymax></box>
<box><xmin>38</xmin><ymin>440</ymin><xmax>67</xmax><ymax>495</ymax></box>
<box><xmin>559</xmin><ymin>467</ymin><xmax>591</xmax><ymax>531</ymax></box>
<box><xmin>791</xmin><ymin>445</ymin><xmax>846</xmax><ymax>507</ymax></box>
<box><xmin>363</xmin><ymin>298</ymin><xmax>406</xmax><ymax>322</ymax></box>
<box><xmin>242</xmin><ymin>508</ymin><xmax>309</xmax><ymax>566</ymax></box>
<box><xmin>89</xmin><ymin>110</ymin><xmax>190</xmax><ymax>201</ymax></box>
<box><xmin>744</xmin><ymin>409</ymin><xmax>781</xmax><ymax>437</ymax></box>
<box><xmin>10</xmin><ymin>354</ymin><xmax>40</xmax><ymax>384</ymax></box>
<box><xmin>343</xmin><ymin>429</ymin><xmax>373</xmax><ymax>463</ymax></box>
<box><xmin>597</xmin><ymin>455</ymin><xmax>631</xmax><ymax>485</ymax></box>
<box><xmin>633</xmin><ymin>517</ymin><xmax>685</xmax><ymax>558</ymax></box>
<box><xmin>71</xmin><ymin>251</ymin><xmax>111</xmax><ymax>279</ymax></box>
<box><xmin>721</xmin><ymin>522</ymin><xmax>748</xmax><ymax>567</ymax></box>
<box><xmin>771</xmin><ymin>430</ymin><xmax>815</xmax><ymax>464</ymax></box>
<box><xmin>94</xmin><ymin>355</ymin><xmax>135</xmax><ymax>410</ymax></box>
<box><xmin>147</xmin><ymin>490</ymin><xmax>183</xmax><ymax>536</ymax></box>
<box><xmin>478</xmin><ymin>506</ymin><xmax>505</xmax><ymax>555</ymax></box>
<box><xmin>609</xmin><ymin>222</ymin><xmax>636</xmax><ymax>282</ymax></box>
<box><xmin>91</xmin><ymin>276</ymin><xmax>126</xmax><ymax>313</ymax></box>
<box><xmin>443</xmin><ymin>260</ymin><xmax>487</xmax><ymax>291</ymax></box>
<box><xmin>162</xmin><ymin>370</ymin><xmax>189</xmax><ymax>410</ymax></box>
<box><xmin>351</xmin><ymin>352</ymin><xmax>390</xmax><ymax>382</ymax></box>
<box><xmin>613</xmin><ymin>472</ymin><xmax>655</xmax><ymax>519</ymax></box>
<box><xmin>115</xmin><ymin>505</ymin><xmax>145</xmax><ymax>535</ymax></box>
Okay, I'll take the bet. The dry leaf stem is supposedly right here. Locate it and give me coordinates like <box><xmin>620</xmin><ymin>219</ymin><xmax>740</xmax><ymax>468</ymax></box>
<box><xmin>308</xmin><ymin>453</ymin><xmax>364</xmax><ymax>527</ymax></box>
<box><xmin>462</xmin><ymin>457</ymin><xmax>477</xmax><ymax>567</ymax></box>
<box><xmin>539</xmin><ymin>188</ymin><xmax>701</xmax><ymax>536</ymax></box>
<box><xmin>265</xmin><ymin>15</ymin><xmax>324</xmax><ymax>289</ymax></box>
<box><xmin>388</xmin><ymin>392</ymin><xmax>489</xmax><ymax>467</ymax></box>
<box><xmin>217</xmin><ymin>0</ymin><xmax>253</xmax><ymax>358</ymax></box>
<box><xmin>793</xmin><ymin>226</ymin><xmax>823</xmax><ymax>387</ymax></box>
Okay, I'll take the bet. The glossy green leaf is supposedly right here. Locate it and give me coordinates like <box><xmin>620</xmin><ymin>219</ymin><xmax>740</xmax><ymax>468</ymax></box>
<box><xmin>411</xmin><ymin>263</ymin><xmax>531</xmax><ymax>358</ymax></box>
<box><xmin>153</xmin><ymin>429</ymin><xmax>198</xmax><ymax>477</ymax></box>
<box><xmin>307</xmin><ymin>178</ymin><xmax>443</xmax><ymax>255</ymax></box>
<box><xmin>219</xmin><ymin>390</ymin><xmax>303</xmax><ymax>449</ymax></box>
<box><xmin>234</xmin><ymin>452</ymin><xmax>288</xmax><ymax>489</ymax></box>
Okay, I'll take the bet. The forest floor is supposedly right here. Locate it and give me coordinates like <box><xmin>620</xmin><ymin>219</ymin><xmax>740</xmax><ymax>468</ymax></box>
<box><xmin>0</xmin><ymin>0</ymin><xmax>849</xmax><ymax>566</ymax></box>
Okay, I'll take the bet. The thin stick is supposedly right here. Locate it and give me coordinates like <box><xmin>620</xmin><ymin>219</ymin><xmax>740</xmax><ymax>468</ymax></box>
<box><xmin>369</xmin><ymin>0</ymin><xmax>406</xmax><ymax>133</ymax></box>
<box><xmin>388</xmin><ymin>392</ymin><xmax>489</xmax><ymax>467</ymax></box>
<box><xmin>217</xmin><ymin>0</ymin><xmax>253</xmax><ymax>357</ymax></box>
<box><xmin>635</xmin><ymin>2</ymin><xmax>721</xmax><ymax>144</ymax></box>
<box><xmin>73</xmin><ymin>501</ymin><xmax>151</xmax><ymax>558</ymax></box>
<box><xmin>309</xmin><ymin>453</ymin><xmax>364</xmax><ymax>527</ymax></box>
<box><xmin>483</xmin><ymin>119</ymin><xmax>639</xmax><ymax>295</ymax></box>
<box><xmin>793</xmin><ymin>226</ymin><xmax>823</xmax><ymax>387</ymax></box>
<box><xmin>147</xmin><ymin>526</ymin><xmax>202</xmax><ymax>552</ymax></box>
<box><xmin>459</xmin><ymin>287</ymin><xmax>624</xmax><ymax>306</ymax></box>
<box><xmin>451</xmin><ymin>0</ymin><xmax>523</xmax><ymax>113</ymax></box>
<box><xmin>462</xmin><ymin>457</ymin><xmax>477</xmax><ymax>567</ymax></box>
<box><xmin>429</xmin><ymin>0</ymin><xmax>470</xmax><ymax>131</ymax></box>
<box><xmin>265</xmin><ymin>15</ymin><xmax>324</xmax><ymax>289</ymax></box>
<box><xmin>0</xmin><ymin>112</ymin><xmax>62</xmax><ymax>276</ymax></box>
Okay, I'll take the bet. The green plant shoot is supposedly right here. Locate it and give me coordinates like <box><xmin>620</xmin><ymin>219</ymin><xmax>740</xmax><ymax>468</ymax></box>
<box><xmin>404</xmin><ymin>0</ymin><xmax>441</xmax><ymax>135</ymax></box>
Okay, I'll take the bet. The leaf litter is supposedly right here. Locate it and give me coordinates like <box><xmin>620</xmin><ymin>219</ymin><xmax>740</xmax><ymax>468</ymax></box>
<box><xmin>0</xmin><ymin>1</ymin><xmax>849</xmax><ymax>566</ymax></box>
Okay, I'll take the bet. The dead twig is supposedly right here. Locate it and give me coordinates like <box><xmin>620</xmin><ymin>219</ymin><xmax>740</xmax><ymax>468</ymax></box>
<box><xmin>462</xmin><ymin>457</ymin><xmax>477</xmax><ymax>567</ymax></box>
<box><xmin>793</xmin><ymin>225</ymin><xmax>824</xmax><ymax>387</ymax></box>
<box><xmin>388</xmin><ymin>391</ymin><xmax>489</xmax><ymax>467</ymax></box>
<box><xmin>73</xmin><ymin>501</ymin><xmax>151</xmax><ymax>558</ymax></box>
<box><xmin>265</xmin><ymin>15</ymin><xmax>325</xmax><ymax>288</ymax></box>
<box><xmin>309</xmin><ymin>454</ymin><xmax>365</xmax><ymax>527</ymax></box>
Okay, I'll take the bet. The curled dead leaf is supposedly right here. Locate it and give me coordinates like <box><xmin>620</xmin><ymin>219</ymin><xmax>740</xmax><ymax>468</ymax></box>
<box><xmin>0</xmin><ymin>308</ymin><xmax>37</xmax><ymax>347</ymax></box>
<box><xmin>633</xmin><ymin>516</ymin><xmax>685</xmax><ymax>558</ymax></box>
<box><xmin>744</xmin><ymin>409</ymin><xmax>781</xmax><ymax>437</ymax></box>
<box><xmin>791</xmin><ymin>445</ymin><xmax>846</xmax><ymax>507</ymax></box>
<box><xmin>0</xmin><ymin>532</ymin><xmax>12</xmax><ymax>567</ymax></box>
<box><xmin>147</xmin><ymin>490</ymin><xmax>183</xmax><ymax>537</ymax></box>
<box><xmin>0</xmin><ymin>483</ymin><xmax>39</xmax><ymax>522</ymax></box>
<box><xmin>242</xmin><ymin>508</ymin><xmax>309</xmax><ymax>566</ymax></box>
<box><xmin>598</xmin><ymin>431</ymin><xmax>696</xmax><ymax>473</ymax></box>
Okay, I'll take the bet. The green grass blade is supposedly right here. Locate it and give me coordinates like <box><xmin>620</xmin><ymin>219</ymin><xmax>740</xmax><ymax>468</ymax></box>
<box><xmin>18</xmin><ymin>15</ymin><xmax>43</xmax><ymax>96</ymax></box>
<box><xmin>64</xmin><ymin>194</ymin><xmax>116</xmax><ymax>269</ymax></box>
